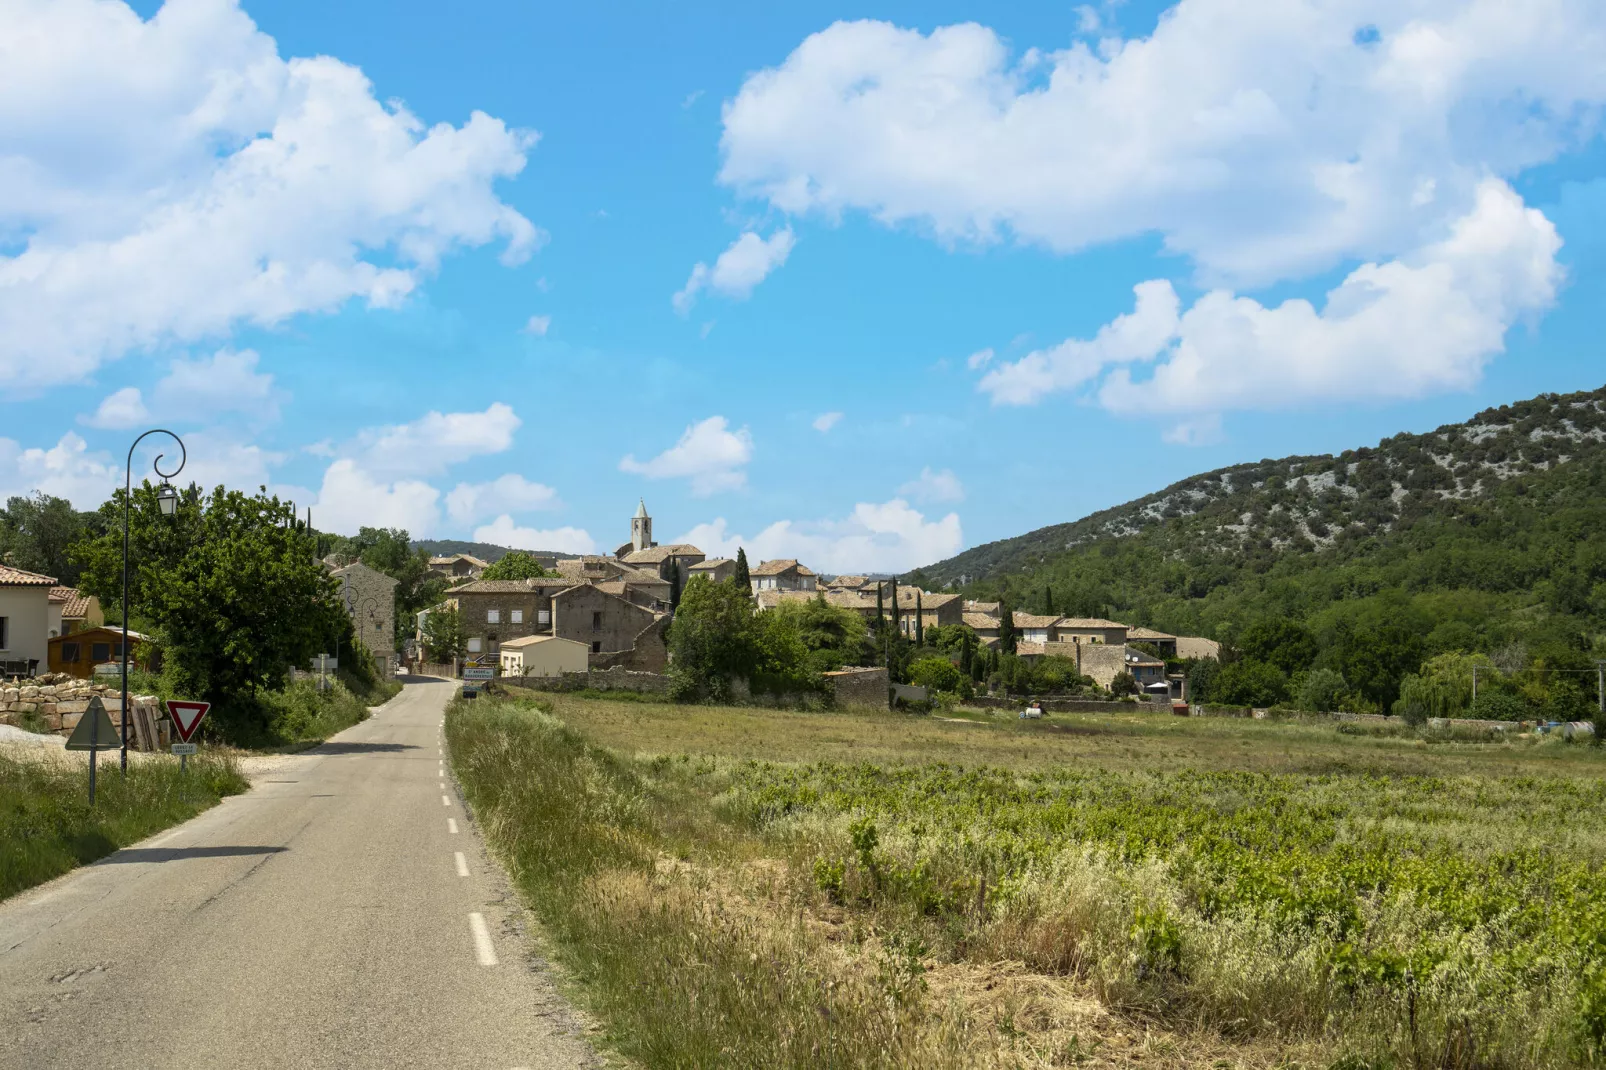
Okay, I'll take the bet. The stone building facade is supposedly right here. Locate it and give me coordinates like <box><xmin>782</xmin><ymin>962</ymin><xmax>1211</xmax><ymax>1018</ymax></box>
<box><xmin>552</xmin><ymin>584</ymin><xmax>656</xmax><ymax>655</ymax></box>
<box><xmin>332</xmin><ymin>561</ymin><xmax>399</xmax><ymax>675</ymax></box>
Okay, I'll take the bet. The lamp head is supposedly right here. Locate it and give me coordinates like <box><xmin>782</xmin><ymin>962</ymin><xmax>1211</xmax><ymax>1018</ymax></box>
<box><xmin>155</xmin><ymin>480</ymin><xmax>178</xmax><ymax>517</ymax></box>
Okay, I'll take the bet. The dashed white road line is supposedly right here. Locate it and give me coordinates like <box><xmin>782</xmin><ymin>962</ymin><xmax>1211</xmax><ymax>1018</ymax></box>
<box><xmin>454</xmin><ymin>851</ymin><xmax>469</xmax><ymax>877</ymax></box>
<box><xmin>468</xmin><ymin>912</ymin><xmax>498</xmax><ymax>966</ymax></box>
<box><xmin>448</xmin><ymin>818</ymin><xmax>459</xmax><ymax>834</ymax></box>
<box><xmin>442</xmin><ymin>794</ymin><xmax>451</xmax><ymax>807</ymax></box>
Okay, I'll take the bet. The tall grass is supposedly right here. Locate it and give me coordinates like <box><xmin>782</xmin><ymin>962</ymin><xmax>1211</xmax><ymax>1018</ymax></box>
<box><xmin>447</xmin><ymin>699</ymin><xmax>976</xmax><ymax>1069</ymax></box>
<box><xmin>0</xmin><ymin>751</ymin><xmax>247</xmax><ymax>899</ymax></box>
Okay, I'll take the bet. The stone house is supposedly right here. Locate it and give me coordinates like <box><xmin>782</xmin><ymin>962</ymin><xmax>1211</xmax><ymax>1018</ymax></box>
<box><xmin>1066</xmin><ymin>643</ymin><xmax>1167</xmax><ymax>695</ymax></box>
<box><xmin>619</xmin><ymin>543</ymin><xmax>705</xmax><ymax>583</ymax></box>
<box><xmin>1126</xmin><ymin>627</ymin><xmax>1178</xmax><ymax>658</ymax></box>
<box><xmin>0</xmin><ymin>565</ymin><xmax>56</xmax><ymax>677</ymax></box>
<box><xmin>825</xmin><ymin>575</ymin><xmax>872</xmax><ymax>593</ymax></box>
<box><xmin>750</xmin><ymin>559</ymin><xmax>817</xmax><ymax>593</ymax></box>
<box><xmin>1053</xmin><ymin>618</ymin><xmax>1130</xmax><ymax>646</ymax></box>
<box><xmin>688</xmin><ymin>557</ymin><xmax>736</xmax><ymax>584</ymax></box>
<box><xmin>332</xmin><ymin>561</ymin><xmax>399</xmax><ymax>675</ymax></box>
<box><xmin>964</xmin><ymin>612</ymin><xmax>1001</xmax><ymax>646</ymax></box>
<box><xmin>428</xmin><ymin>553</ymin><xmax>489</xmax><ymax>580</ymax></box>
<box><xmin>963</xmin><ymin>600</ymin><xmax>1001</xmax><ymax>618</ymax></box>
<box><xmin>552</xmin><ymin>584</ymin><xmax>657</xmax><ymax>656</ymax></box>
<box><xmin>1175</xmin><ymin>636</ymin><xmax>1221</xmax><ymax>660</ymax></box>
<box><xmin>756</xmin><ymin>588</ymin><xmax>881</xmax><ymax>623</ymax></box>
<box><xmin>1010</xmin><ymin>613</ymin><xmax>1062</xmax><ymax>646</ymax></box>
<box><xmin>895</xmin><ymin>590</ymin><xmax>963</xmax><ymax>635</ymax></box>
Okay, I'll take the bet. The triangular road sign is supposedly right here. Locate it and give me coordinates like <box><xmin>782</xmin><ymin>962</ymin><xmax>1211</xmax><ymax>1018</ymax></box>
<box><xmin>166</xmin><ymin>700</ymin><xmax>211</xmax><ymax>744</ymax></box>
<box><xmin>65</xmin><ymin>696</ymin><xmax>121</xmax><ymax>752</ymax></box>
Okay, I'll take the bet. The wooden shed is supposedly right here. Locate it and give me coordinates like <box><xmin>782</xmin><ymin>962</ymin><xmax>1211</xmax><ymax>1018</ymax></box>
<box><xmin>48</xmin><ymin>627</ymin><xmax>156</xmax><ymax>680</ymax></box>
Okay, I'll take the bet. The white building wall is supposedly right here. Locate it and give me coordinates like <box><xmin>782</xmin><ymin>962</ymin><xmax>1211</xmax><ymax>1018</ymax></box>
<box><xmin>0</xmin><ymin>588</ymin><xmax>51</xmax><ymax>668</ymax></box>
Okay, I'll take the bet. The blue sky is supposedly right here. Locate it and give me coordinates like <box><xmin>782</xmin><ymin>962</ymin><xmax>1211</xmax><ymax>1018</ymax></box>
<box><xmin>2</xmin><ymin>0</ymin><xmax>1604</xmax><ymax>573</ymax></box>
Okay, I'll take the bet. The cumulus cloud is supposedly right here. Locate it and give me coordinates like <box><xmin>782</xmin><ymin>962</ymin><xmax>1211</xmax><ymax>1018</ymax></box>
<box><xmin>676</xmin><ymin>498</ymin><xmax>962</xmax><ymax>574</ymax></box>
<box><xmin>445</xmin><ymin>474</ymin><xmax>560</xmax><ymax>524</ymax></box>
<box><xmin>473</xmin><ymin>514</ymin><xmax>596</xmax><ymax>555</ymax></box>
<box><xmin>812</xmin><ymin>411</ymin><xmax>844</xmax><ymax>432</ymax></box>
<box><xmin>720</xmin><ymin>6</ymin><xmax>1606</xmax><ymax>286</ymax></box>
<box><xmin>965</xmin><ymin>348</ymin><xmax>994</xmax><ymax>370</ymax></box>
<box><xmin>0</xmin><ymin>0</ymin><xmax>538</xmax><ymax>389</ymax></box>
<box><xmin>83</xmin><ymin>387</ymin><xmax>151</xmax><ymax>430</ymax></box>
<box><xmin>353</xmin><ymin>403</ymin><xmax>521</xmax><ymax>478</ymax></box>
<box><xmin>523</xmin><ymin>314</ymin><xmax>551</xmax><ymax>336</ymax></box>
<box><xmin>0</xmin><ymin>433</ymin><xmax>120</xmax><ymax>507</ymax></box>
<box><xmin>983</xmin><ymin>180</ymin><xmax>1563</xmax><ymax>414</ymax></box>
<box><xmin>673</xmin><ymin>229</ymin><xmax>795</xmax><ymax>313</ymax></box>
<box><xmin>898</xmin><ymin>467</ymin><xmax>965</xmax><ymax>504</ymax></box>
<box><xmin>619</xmin><ymin>416</ymin><xmax>754</xmax><ymax>496</ymax></box>
<box><xmin>310</xmin><ymin>458</ymin><xmax>441</xmax><ymax>536</ymax></box>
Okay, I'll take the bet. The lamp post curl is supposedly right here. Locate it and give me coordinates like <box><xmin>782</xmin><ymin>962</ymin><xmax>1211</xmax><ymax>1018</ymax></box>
<box><xmin>121</xmin><ymin>429</ymin><xmax>186</xmax><ymax>775</ymax></box>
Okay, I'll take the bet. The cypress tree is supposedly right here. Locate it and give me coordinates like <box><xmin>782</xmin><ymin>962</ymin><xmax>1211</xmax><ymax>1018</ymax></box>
<box><xmin>732</xmin><ymin>547</ymin><xmax>752</xmax><ymax>591</ymax></box>
<box><xmin>669</xmin><ymin>560</ymin><xmax>683</xmax><ymax>612</ymax></box>
<box><xmin>1044</xmin><ymin>584</ymin><xmax>1055</xmax><ymax>616</ymax></box>
<box><xmin>889</xmin><ymin>575</ymin><xmax>900</xmax><ymax>640</ymax></box>
<box><xmin>916</xmin><ymin>589</ymin><xmax>924</xmax><ymax>645</ymax></box>
<box><xmin>1000</xmin><ymin>602</ymin><xmax>1017</xmax><ymax>655</ymax></box>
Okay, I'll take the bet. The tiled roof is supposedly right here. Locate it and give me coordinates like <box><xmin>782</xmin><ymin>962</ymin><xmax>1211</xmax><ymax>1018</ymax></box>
<box><xmin>756</xmin><ymin>589</ymin><xmax>876</xmax><ymax>612</ymax></box>
<box><xmin>899</xmin><ymin>591</ymin><xmax>959</xmax><ymax>608</ymax></box>
<box><xmin>452</xmin><ymin>579</ymin><xmax>546</xmax><ymax>594</ymax></box>
<box><xmin>333</xmin><ymin>561</ymin><xmax>399</xmax><ymax>587</ymax></box>
<box><xmin>621</xmin><ymin>544</ymin><xmax>703</xmax><ymax>564</ymax></box>
<box><xmin>1014</xmin><ymin>641</ymin><xmax>1048</xmax><ymax>656</ymax></box>
<box><xmin>963</xmin><ymin>613</ymin><xmax>1000</xmax><ymax>631</ymax></box>
<box><xmin>429</xmin><ymin>554</ymin><xmax>488</xmax><ymax>568</ymax></box>
<box><xmin>0</xmin><ymin>565</ymin><xmax>57</xmax><ymax>587</ymax></box>
<box><xmin>964</xmin><ymin>600</ymin><xmax>1000</xmax><ymax>615</ymax></box>
<box><xmin>1056</xmin><ymin>617</ymin><xmax>1129</xmax><ymax>630</ymax></box>
<box><xmin>1126</xmin><ymin>626</ymin><xmax>1176</xmax><ymax>640</ymax></box>
<box><xmin>1122</xmin><ymin>646</ymin><xmax>1166</xmax><ymax>665</ymax></box>
<box><xmin>827</xmin><ymin>574</ymin><xmax>870</xmax><ymax>589</ymax></box>
<box><xmin>752</xmin><ymin>558</ymin><xmax>814</xmax><ymax>576</ymax></box>
<box><xmin>1011</xmin><ymin>613</ymin><xmax>1061</xmax><ymax>629</ymax></box>
<box><xmin>689</xmin><ymin>557</ymin><xmax>732</xmax><ymax>570</ymax></box>
<box><xmin>49</xmin><ymin>586</ymin><xmax>94</xmax><ymax>618</ymax></box>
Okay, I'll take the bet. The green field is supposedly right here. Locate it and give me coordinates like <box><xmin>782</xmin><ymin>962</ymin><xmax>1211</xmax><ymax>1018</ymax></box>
<box><xmin>0</xmin><ymin>750</ymin><xmax>248</xmax><ymax>900</ymax></box>
<box><xmin>450</xmin><ymin>691</ymin><xmax>1606</xmax><ymax>1069</ymax></box>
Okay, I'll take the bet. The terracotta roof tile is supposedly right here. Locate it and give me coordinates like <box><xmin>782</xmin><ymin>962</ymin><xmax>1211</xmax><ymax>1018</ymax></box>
<box><xmin>1055</xmin><ymin>617</ymin><xmax>1129</xmax><ymax>630</ymax></box>
<box><xmin>0</xmin><ymin>565</ymin><xmax>57</xmax><ymax>587</ymax></box>
<box><xmin>963</xmin><ymin>613</ymin><xmax>1000</xmax><ymax>631</ymax></box>
<box><xmin>49</xmin><ymin>586</ymin><xmax>94</xmax><ymax>618</ymax></box>
<box><xmin>752</xmin><ymin>558</ymin><xmax>815</xmax><ymax>576</ymax></box>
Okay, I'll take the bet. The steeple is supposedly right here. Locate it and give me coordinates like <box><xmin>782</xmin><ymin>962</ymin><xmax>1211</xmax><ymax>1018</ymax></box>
<box><xmin>631</xmin><ymin>499</ymin><xmax>654</xmax><ymax>552</ymax></box>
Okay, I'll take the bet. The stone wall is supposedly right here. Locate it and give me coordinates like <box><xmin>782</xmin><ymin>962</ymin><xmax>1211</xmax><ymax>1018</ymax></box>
<box><xmin>967</xmin><ymin>695</ymin><xmax>1163</xmax><ymax>714</ymax></box>
<box><xmin>590</xmin><ymin>616</ymin><xmax>669</xmax><ymax>673</ymax></box>
<box><xmin>0</xmin><ymin>672</ymin><xmax>164</xmax><ymax>746</ymax></box>
<box><xmin>511</xmin><ymin>665</ymin><xmax>674</xmax><ymax>695</ymax></box>
<box><xmin>823</xmin><ymin>667</ymin><xmax>887</xmax><ymax>709</ymax></box>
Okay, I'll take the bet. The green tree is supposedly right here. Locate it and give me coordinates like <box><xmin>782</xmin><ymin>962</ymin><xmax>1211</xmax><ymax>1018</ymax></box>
<box><xmin>1110</xmin><ymin>671</ymin><xmax>1138</xmax><ymax>698</ymax></box>
<box><xmin>1212</xmin><ymin>659</ymin><xmax>1291</xmax><ymax>707</ymax></box>
<box><xmin>1186</xmin><ymin>657</ymin><xmax>1222</xmax><ymax>703</ymax></box>
<box><xmin>1297</xmin><ymin>667</ymin><xmax>1346</xmax><ymax>712</ymax></box>
<box><xmin>480</xmin><ymin>551</ymin><xmax>554</xmax><ymax>581</ymax></box>
<box><xmin>421</xmin><ymin>605</ymin><xmax>467</xmax><ymax>663</ymax></box>
<box><xmin>1333</xmin><ymin>621</ymin><xmax>1424</xmax><ymax>712</ymax></box>
<box><xmin>669</xmin><ymin>575</ymin><xmax>762</xmax><ymax>701</ymax></box>
<box><xmin>669</xmin><ymin>560</ymin><xmax>683</xmax><ymax>612</ymax></box>
<box><xmin>773</xmin><ymin>594</ymin><xmax>870</xmax><ymax>672</ymax></box>
<box><xmin>72</xmin><ymin>482</ymin><xmax>208</xmax><ymax>625</ymax></box>
<box><xmin>72</xmin><ymin>486</ymin><xmax>349</xmax><ymax>739</ymax></box>
<box><xmin>909</xmin><ymin>656</ymin><xmax>963</xmax><ymax>694</ymax></box>
<box><xmin>1238</xmin><ymin>619</ymin><xmax>1319</xmax><ymax>675</ymax></box>
<box><xmin>1000</xmin><ymin>603</ymin><xmax>1017</xmax><ymax>655</ymax></box>
<box><xmin>1</xmin><ymin>493</ymin><xmax>96</xmax><ymax>584</ymax></box>
<box><xmin>732</xmin><ymin>547</ymin><xmax>752</xmax><ymax>593</ymax></box>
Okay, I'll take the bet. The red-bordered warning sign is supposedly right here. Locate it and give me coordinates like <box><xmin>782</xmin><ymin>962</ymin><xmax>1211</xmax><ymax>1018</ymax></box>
<box><xmin>166</xmin><ymin>700</ymin><xmax>211</xmax><ymax>744</ymax></box>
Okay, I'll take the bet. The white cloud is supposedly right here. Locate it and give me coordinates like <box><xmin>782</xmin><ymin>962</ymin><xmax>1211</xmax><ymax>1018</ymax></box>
<box><xmin>0</xmin><ymin>0</ymin><xmax>538</xmax><ymax>389</ymax></box>
<box><xmin>965</xmin><ymin>348</ymin><xmax>994</xmax><ymax>370</ymax></box>
<box><xmin>619</xmin><ymin>416</ymin><xmax>753</xmax><ymax>496</ymax></box>
<box><xmin>174</xmin><ymin>428</ymin><xmax>285</xmax><ymax>492</ymax></box>
<box><xmin>355</xmin><ymin>403</ymin><xmax>521</xmax><ymax>478</ymax></box>
<box><xmin>524</xmin><ymin>314</ymin><xmax>551</xmax><ymax>336</ymax></box>
<box><xmin>982</xmin><ymin>180</ymin><xmax>1563</xmax><ymax>416</ymax></box>
<box><xmin>673</xmin><ymin>229</ymin><xmax>795</xmax><ymax>313</ymax></box>
<box><xmin>83</xmin><ymin>386</ymin><xmax>150</xmax><ymax>430</ymax></box>
<box><xmin>812</xmin><ymin>411</ymin><xmax>844</xmax><ymax>432</ymax></box>
<box><xmin>0</xmin><ymin>433</ymin><xmax>119</xmax><ymax>507</ymax></box>
<box><xmin>677</xmin><ymin>498</ymin><xmax>962</xmax><ymax>575</ymax></box>
<box><xmin>310</xmin><ymin>458</ymin><xmax>440</xmax><ymax>536</ymax></box>
<box><xmin>720</xmin><ymin>7</ymin><xmax>1606</xmax><ymax>287</ymax></box>
<box><xmin>473</xmin><ymin>514</ymin><xmax>596</xmax><ymax>555</ymax></box>
<box><xmin>445</xmin><ymin>474</ymin><xmax>560</xmax><ymax>524</ymax></box>
<box><xmin>1161</xmin><ymin>415</ymin><xmax>1224</xmax><ymax>447</ymax></box>
<box><xmin>153</xmin><ymin>348</ymin><xmax>278</xmax><ymax>419</ymax></box>
<box><xmin>898</xmin><ymin>466</ymin><xmax>965</xmax><ymax>504</ymax></box>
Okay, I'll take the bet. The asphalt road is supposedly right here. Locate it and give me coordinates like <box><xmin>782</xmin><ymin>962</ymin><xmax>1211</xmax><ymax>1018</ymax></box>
<box><xmin>0</xmin><ymin>678</ymin><xmax>599</xmax><ymax>1070</ymax></box>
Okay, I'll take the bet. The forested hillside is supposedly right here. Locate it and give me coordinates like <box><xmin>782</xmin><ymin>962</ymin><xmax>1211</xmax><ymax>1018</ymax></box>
<box><xmin>909</xmin><ymin>385</ymin><xmax>1606</xmax><ymax>716</ymax></box>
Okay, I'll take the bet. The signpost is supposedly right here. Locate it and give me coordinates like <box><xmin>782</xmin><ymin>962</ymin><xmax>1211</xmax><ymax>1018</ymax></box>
<box><xmin>65</xmin><ymin>696</ymin><xmax>119</xmax><ymax>804</ymax></box>
<box><xmin>166</xmin><ymin>700</ymin><xmax>211</xmax><ymax>772</ymax></box>
<box><xmin>313</xmin><ymin>653</ymin><xmax>338</xmax><ymax>692</ymax></box>
<box><xmin>462</xmin><ymin>665</ymin><xmax>493</xmax><ymax>700</ymax></box>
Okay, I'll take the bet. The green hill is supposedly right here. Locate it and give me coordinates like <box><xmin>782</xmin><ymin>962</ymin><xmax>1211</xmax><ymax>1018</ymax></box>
<box><xmin>908</xmin><ymin>385</ymin><xmax>1606</xmax><ymax>711</ymax></box>
<box><xmin>409</xmin><ymin>539</ymin><xmax>580</xmax><ymax>563</ymax></box>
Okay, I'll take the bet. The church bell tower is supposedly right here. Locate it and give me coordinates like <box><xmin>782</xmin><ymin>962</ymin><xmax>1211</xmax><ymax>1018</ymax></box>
<box><xmin>631</xmin><ymin>498</ymin><xmax>654</xmax><ymax>552</ymax></box>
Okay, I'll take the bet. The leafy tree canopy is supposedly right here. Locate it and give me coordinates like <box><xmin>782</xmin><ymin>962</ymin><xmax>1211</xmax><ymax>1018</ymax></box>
<box><xmin>481</xmin><ymin>552</ymin><xmax>554</xmax><ymax>581</ymax></box>
<box><xmin>1</xmin><ymin>493</ymin><xmax>101</xmax><ymax>586</ymax></box>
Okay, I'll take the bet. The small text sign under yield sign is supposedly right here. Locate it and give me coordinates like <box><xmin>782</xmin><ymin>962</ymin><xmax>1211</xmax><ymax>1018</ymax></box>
<box><xmin>166</xmin><ymin>700</ymin><xmax>211</xmax><ymax>744</ymax></box>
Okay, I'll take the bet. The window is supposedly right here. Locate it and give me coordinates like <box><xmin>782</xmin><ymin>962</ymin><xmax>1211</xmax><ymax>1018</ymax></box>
<box><xmin>467</xmin><ymin>638</ymin><xmax>482</xmax><ymax>653</ymax></box>
<box><xmin>62</xmin><ymin>642</ymin><xmax>80</xmax><ymax>663</ymax></box>
<box><xmin>487</xmin><ymin>609</ymin><xmax>501</xmax><ymax>624</ymax></box>
<box><xmin>592</xmin><ymin>611</ymin><xmax>602</xmax><ymax>630</ymax></box>
<box><xmin>510</xmin><ymin>609</ymin><xmax>523</xmax><ymax>624</ymax></box>
<box><xmin>92</xmin><ymin>642</ymin><xmax>111</xmax><ymax>662</ymax></box>
<box><xmin>592</xmin><ymin>641</ymin><xmax>602</xmax><ymax>653</ymax></box>
<box><xmin>0</xmin><ymin>616</ymin><xmax>7</xmax><ymax>649</ymax></box>
<box><xmin>537</xmin><ymin>610</ymin><xmax>550</xmax><ymax>625</ymax></box>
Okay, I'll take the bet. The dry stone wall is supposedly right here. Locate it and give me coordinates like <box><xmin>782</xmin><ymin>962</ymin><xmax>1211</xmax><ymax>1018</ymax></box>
<box><xmin>0</xmin><ymin>672</ymin><xmax>163</xmax><ymax>744</ymax></box>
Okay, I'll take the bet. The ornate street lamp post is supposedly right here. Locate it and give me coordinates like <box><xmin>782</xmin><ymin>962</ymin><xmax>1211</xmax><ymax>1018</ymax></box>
<box><xmin>121</xmin><ymin>430</ymin><xmax>185</xmax><ymax>775</ymax></box>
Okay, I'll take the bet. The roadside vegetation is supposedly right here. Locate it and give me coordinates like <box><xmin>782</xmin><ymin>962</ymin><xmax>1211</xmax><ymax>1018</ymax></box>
<box><xmin>0</xmin><ymin>749</ymin><xmax>247</xmax><ymax>900</ymax></box>
<box><xmin>452</xmin><ymin>690</ymin><xmax>1606</xmax><ymax>1069</ymax></box>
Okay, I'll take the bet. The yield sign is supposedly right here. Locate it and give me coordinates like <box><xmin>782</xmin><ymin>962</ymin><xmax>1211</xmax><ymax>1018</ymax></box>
<box><xmin>166</xmin><ymin>700</ymin><xmax>211</xmax><ymax>744</ymax></box>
